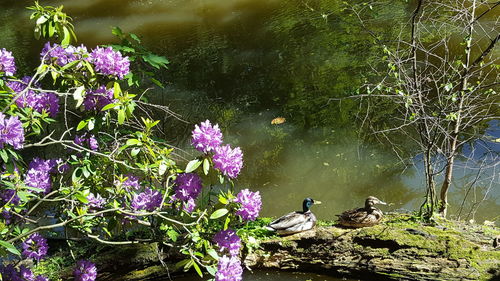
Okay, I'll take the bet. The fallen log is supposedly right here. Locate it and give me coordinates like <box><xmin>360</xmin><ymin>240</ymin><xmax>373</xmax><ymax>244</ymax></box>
<box><xmin>244</xmin><ymin>215</ymin><xmax>500</xmax><ymax>281</ymax></box>
<box><xmin>39</xmin><ymin>214</ymin><xmax>500</xmax><ymax>280</ymax></box>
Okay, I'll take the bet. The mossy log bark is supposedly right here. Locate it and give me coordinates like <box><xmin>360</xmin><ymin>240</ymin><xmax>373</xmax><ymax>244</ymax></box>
<box><xmin>244</xmin><ymin>216</ymin><xmax>500</xmax><ymax>281</ymax></box>
<box><xmin>44</xmin><ymin>215</ymin><xmax>500</xmax><ymax>280</ymax></box>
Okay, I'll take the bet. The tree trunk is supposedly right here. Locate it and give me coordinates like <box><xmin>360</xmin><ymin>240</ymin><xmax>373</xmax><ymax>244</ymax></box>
<box><xmin>438</xmin><ymin>0</ymin><xmax>476</xmax><ymax>217</ymax></box>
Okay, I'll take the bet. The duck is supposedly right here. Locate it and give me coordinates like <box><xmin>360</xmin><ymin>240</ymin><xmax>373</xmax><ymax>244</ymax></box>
<box><xmin>337</xmin><ymin>196</ymin><xmax>386</xmax><ymax>228</ymax></box>
<box><xmin>265</xmin><ymin>198</ymin><xmax>321</xmax><ymax>235</ymax></box>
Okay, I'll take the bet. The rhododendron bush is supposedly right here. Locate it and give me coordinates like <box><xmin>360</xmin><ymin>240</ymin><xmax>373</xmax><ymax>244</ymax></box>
<box><xmin>0</xmin><ymin>2</ymin><xmax>261</xmax><ymax>280</ymax></box>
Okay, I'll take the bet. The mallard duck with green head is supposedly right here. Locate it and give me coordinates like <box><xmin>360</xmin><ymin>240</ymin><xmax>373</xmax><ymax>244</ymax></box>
<box><xmin>265</xmin><ymin>198</ymin><xmax>321</xmax><ymax>235</ymax></box>
<box><xmin>337</xmin><ymin>196</ymin><xmax>386</xmax><ymax>228</ymax></box>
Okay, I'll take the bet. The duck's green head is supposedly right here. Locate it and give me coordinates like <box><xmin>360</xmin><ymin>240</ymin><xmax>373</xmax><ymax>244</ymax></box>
<box><xmin>303</xmin><ymin>198</ymin><xmax>321</xmax><ymax>212</ymax></box>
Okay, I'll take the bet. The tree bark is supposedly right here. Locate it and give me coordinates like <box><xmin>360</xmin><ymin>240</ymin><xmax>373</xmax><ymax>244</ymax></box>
<box><xmin>438</xmin><ymin>0</ymin><xmax>476</xmax><ymax>217</ymax></box>
<box><xmin>245</xmin><ymin>220</ymin><xmax>500</xmax><ymax>281</ymax></box>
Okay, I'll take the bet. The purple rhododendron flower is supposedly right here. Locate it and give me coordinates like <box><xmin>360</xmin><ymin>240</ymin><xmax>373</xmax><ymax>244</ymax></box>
<box><xmin>22</xmin><ymin>233</ymin><xmax>49</xmax><ymax>261</ymax></box>
<box><xmin>2</xmin><ymin>210</ymin><xmax>14</xmax><ymax>225</ymax></box>
<box><xmin>89</xmin><ymin>46</ymin><xmax>130</xmax><ymax>79</ymax></box>
<box><xmin>174</xmin><ymin>173</ymin><xmax>203</xmax><ymax>201</ymax></box>
<box><xmin>215</xmin><ymin>255</ymin><xmax>243</xmax><ymax>281</ymax></box>
<box><xmin>213</xmin><ymin>229</ymin><xmax>242</xmax><ymax>256</ymax></box>
<box><xmin>47</xmin><ymin>158</ymin><xmax>70</xmax><ymax>174</ymax></box>
<box><xmin>87</xmin><ymin>193</ymin><xmax>105</xmax><ymax>208</ymax></box>
<box><xmin>8</xmin><ymin>76</ymin><xmax>59</xmax><ymax>117</ymax></box>
<box><xmin>74</xmin><ymin>260</ymin><xmax>97</xmax><ymax>281</ymax></box>
<box><xmin>0</xmin><ymin>264</ymin><xmax>19</xmax><ymax>281</ymax></box>
<box><xmin>83</xmin><ymin>85</ymin><xmax>115</xmax><ymax>111</ymax></box>
<box><xmin>182</xmin><ymin>197</ymin><xmax>196</xmax><ymax>213</ymax></box>
<box><xmin>35</xmin><ymin>275</ymin><xmax>49</xmax><ymax>281</ymax></box>
<box><xmin>24</xmin><ymin>168</ymin><xmax>52</xmax><ymax>194</ymax></box>
<box><xmin>6</xmin><ymin>76</ymin><xmax>30</xmax><ymax>93</ymax></box>
<box><xmin>74</xmin><ymin>133</ymin><xmax>99</xmax><ymax>151</ymax></box>
<box><xmin>20</xmin><ymin>265</ymin><xmax>35</xmax><ymax>281</ymax></box>
<box><xmin>234</xmin><ymin>189</ymin><xmax>262</xmax><ymax>221</ymax></box>
<box><xmin>0</xmin><ymin>48</ymin><xmax>16</xmax><ymax>76</ymax></box>
<box><xmin>131</xmin><ymin>188</ymin><xmax>162</xmax><ymax>211</ymax></box>
<box><xmin>0</xmin><ymin>113</ymin><xmax>25</xmax><ymax>150</ymax></box>
<box><xmin>24</xmin><ymin>158</ymin><xmax>59</xmax><ymax>194</ymax></box>
<box><xmin>114</xmin><ymin>174</ymin><xmax>141</xmax><ymax>191</ymax></box>
<box><xmin>41</xmin><ymin>42</ymin><xmax>72</xmax><ymax>66</ymax></box>
<box><xmin>191</xmin><ymin>120</ymin><xmax>223</xmax><ymax>154</ymax></box>
<box><xmin>213</xmin><ymin>145</ymin><xmax>243</xmax><ymax>179</ymax></box>
<box><xmin>40</xmin><ymin>42</ymin><xmax>89</xmax><ymax>67</ymax></box>
<box><xmin>0</xmin><ymin>189</ymin><xmax>20</xmax><ymax>205</ymax></box>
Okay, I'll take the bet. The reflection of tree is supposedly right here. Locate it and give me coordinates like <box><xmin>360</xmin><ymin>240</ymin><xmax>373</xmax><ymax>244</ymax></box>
<box><xmin>350</xmin><ymin>0</ymin><xmax>499</xmax><ymax>219</ymax></box>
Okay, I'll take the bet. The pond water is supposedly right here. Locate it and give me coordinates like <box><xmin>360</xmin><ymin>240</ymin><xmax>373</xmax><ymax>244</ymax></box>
<box><xmin>173</xmin><ymin>270</ymin><xmax>357</xmax><ymax>281</ymax></box>
<box><xmin>1</xmin><ymin>0</ymin><xmax>498</xmax><ymax>280</ymax></box>
<box><xmin>0</xmin><ymin>0</ymin><xmax>498</xmax><ymax>273</ymax></box>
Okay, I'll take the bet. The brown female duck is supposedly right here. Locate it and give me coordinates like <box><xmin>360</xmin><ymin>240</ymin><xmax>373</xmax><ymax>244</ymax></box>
<box><xmin>337</xmin><ymin>196</ymin><xmax>386</xmax><ymax>228</ymax></box>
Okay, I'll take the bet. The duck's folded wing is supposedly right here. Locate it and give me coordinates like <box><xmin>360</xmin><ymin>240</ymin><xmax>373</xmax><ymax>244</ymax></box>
<box><xmin>268</xmin><ymin>212</ymin><xmax>305</xmax><ymax>230</ymax></box>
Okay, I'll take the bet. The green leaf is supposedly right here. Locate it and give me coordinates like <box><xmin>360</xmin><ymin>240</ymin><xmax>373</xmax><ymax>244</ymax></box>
<box><xmin>61</xmin><ymin>26</ymin><xmax>71</xmax><ymax>46</ymax></box>
<box><xmin>117</xmin><ymin>109</ymin><xmax>126</xmax><ymax>124</ymax></box>
<box><xmin>87</xmin><ymin>118</ymin><xmax>95</xmax><ymax>130</ymax></box>
<box><xmin>36</xmin><ymin>15</ymin><xmax>48</xmax><ymax>25</ymax></box>
<box><xmin>76</xmin><ymin>120</ymin><xmax>87</xmax><ymax>131</ymax></box>
<box><xmin>143</xmin><ymin>54</ymin><xmax>169</xmax><ymax>69</ymax></box>
<box><xmin>185</xmin><ymin>159</ymin><xmax>202</xmax><ymax>173</ymax></box>
<box><xmin>203</xmin><ymin>158</ymin><xmax>210</xmax><ymax>175</ymax></box>
<box><xmin>210</xmin><ymin>208</ymin><xmax>228</xmax><ymax>219</ymax></box>
<box><xmin>25</xmin><ymin>186</ymin><xmax>44</xmax><ymax>193</ymax></box>
<box><xmin>130</xmin><ymin>33</ymin><xmax>141</xmax><ymax>43</ymax></box>
<box><xmin>150</xmin><ymin>77</ymin><xmax>164</xmax><ymax>88</ymax></box>
<box><xmin>192</xmin><ymin>260</ymin><xmax>203</xmax><ymax>277</ymax></box>
<box><xmin>113</xmin><ymin>82</ymin><xmax>121</xmax><ymax>99</ymax></box>
<box><xmin>73</xmin><ymin>86</ymin><xmax>85</xmax><ymax>108</ymax></box>
<box><xmin>0</xmin><ymin>149</ymin><xmax>8</xmax><ymax>163</ymax></box>
<box><xmin>72</xmin><ymin>167</ymin><xmax>82</xmax><ymax>183</ymax></box>
<box><xmin>111</xmin><ymin>26</ymin><xmax>123</xmax><ymax>37</ymax></box>
<box><xmin>75</xmin><ymin>192</ymin><xmax>89</xmax><ymax>204</ymax></box>
<box><xmin>126</xmin><ymin>139</ymin><xmax>141</xmax><ymax>146</ymax></box>
<box><xmin>218</xmin><ymin>194</ymin><xmax>228</xmax><ymax>204</ymax></box>
<box><xmin>82</xmin><ymin>167</ymin><xmax>90</xmax><ymax>178</ymax></box>
<box><xmin>167</xmin><ymin>229</ymin><xmax>179</xmax><ymax>242</ymax></box>
<box><xmin>60</xmin><ymin>59</ymin><xmax>80</xmax><ymax>72</ymax></box>
<box><xmin>131</xmin><ymin>148</ymin><xmax>140</xmax><ymax>157</ymax></box>
<box><xmin>158</xmin><ymin>161</ymin><xmax>168</xmax><ymax>176</ymax></box>
<box><xmin>0</xmin><ymin>240</ymin><xmax>21</xmax><ymax>256</ymax></box>
<box><xmin>101</xmin><ymin>103</ymin><xmax>118</xmax><ymax>111</ymax></box>
<box><xmin>83</xmin><ymin>61</ymin><xmax>95</xmax><ymax>75</ymax></box>
<box><xmin>17</xmin><ymin>191</ymin><xmax>32</xmax><ymax>202</ymax></box>
<box><xmin>175</xmin><ymin>259</ymin><xmax>190</xmax><ymax>270</ymax></box>
<box><xmin>206</xmin><ymin>249</ymin><xmax>219</xmax><ymax>260</ymax></box>
<box><xmin>206</xmin><ymin>265</ymin><xmax>217</xmax><ymax>276</ymax></box>
<box><xmin>224</xmin><ymin>216</ymin><xmax>231</xmax><ymax>230</ymax></box>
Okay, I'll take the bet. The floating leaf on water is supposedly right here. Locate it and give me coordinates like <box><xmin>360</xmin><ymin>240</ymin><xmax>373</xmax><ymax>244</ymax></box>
<box><xmin>271</xmin><ymin>117</ymin><xmax>286</xmax><ymax>125</ymax></box>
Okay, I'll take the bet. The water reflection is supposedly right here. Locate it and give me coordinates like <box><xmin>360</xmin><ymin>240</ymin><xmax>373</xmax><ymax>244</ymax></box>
<box><xmin>173</xmin><ymin>270</ymin><xmax>357</xmax><ymax>281</ymax></box>
<box><xmin>0</xmin><ymin>0</ymin><xmax>498</xmax><ymax>224</ymax></box>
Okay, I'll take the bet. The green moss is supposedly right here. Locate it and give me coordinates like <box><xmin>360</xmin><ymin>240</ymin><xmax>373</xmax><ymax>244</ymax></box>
<box><xmin>482</xmin><ymin>225</ymin><xmax>500</xmax><ymax>237</ymax></box>
<box><xmin>316</xmin><ymin>220</ymin><xmax>336</xmax><ymax>227</ymax></box>
<box><xmin>124</xmin><ymin>265</ymin><xmax>165</xmax><ymax>279</ymax></box>
<box><xmin>36</xmin><ymin>255</ymin><xmax>67</xmax><ymax>281</ymax></box>
<box><xmin>351</xmin><ymin>214</ymin><xmax>500</xmax><ymax>280</ymax></box>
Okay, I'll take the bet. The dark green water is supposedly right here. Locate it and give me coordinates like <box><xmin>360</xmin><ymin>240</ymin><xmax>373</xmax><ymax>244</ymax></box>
<box><xmin>0</xmin><ymin>3</ymin><xmax>498</xmax><ymax>279</ymax></box>
<box><xmin>174</xmin><ymin>270</ymin><xmax>357</xmax><ymax>281</ymax></box>
<box><xmin>1</xmin><ymin>0</ymin><xmax>498</xmax><ymax>279</ymax></box>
